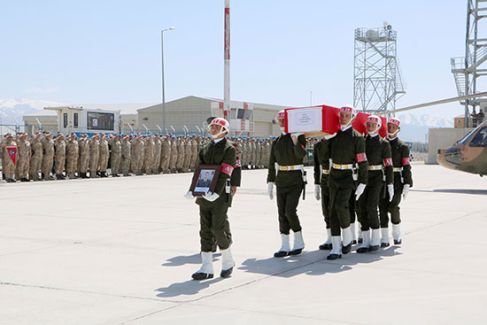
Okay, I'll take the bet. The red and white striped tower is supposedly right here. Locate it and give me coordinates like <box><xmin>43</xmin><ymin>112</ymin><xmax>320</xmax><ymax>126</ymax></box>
<box><xmin>224</xmin><ymin>0</ymin><xmax>230</xmax><ymax>120</ymax></box>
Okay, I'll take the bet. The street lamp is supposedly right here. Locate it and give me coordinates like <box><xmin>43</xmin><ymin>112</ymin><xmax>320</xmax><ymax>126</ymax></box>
<box><xmin>161</xmin><ymin>27</ymin><xmax>175</xmax><ymax>132</ymax></box>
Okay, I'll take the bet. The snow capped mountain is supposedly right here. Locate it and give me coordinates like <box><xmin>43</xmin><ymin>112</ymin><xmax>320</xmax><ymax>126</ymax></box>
<box><xmin>0</xmin><ymin>98</ymin><xmax>64</xmax><ymax>125</ymax></box>
<box><xmin>397</xmin><ymin>113</ymin><xmax>454</xmax><ymax>128</ymax></box>
<box><xmin>396</xmin><ymin>113</ymin><xmax>455</xmax><ymax>143</ymax></box>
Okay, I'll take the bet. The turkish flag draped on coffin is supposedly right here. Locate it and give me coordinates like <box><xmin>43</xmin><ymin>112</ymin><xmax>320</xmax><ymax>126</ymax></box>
<box><xmin>283</xmin><ymin>105</ymin><xmax>387</xmax><ymax>137</ymax></box>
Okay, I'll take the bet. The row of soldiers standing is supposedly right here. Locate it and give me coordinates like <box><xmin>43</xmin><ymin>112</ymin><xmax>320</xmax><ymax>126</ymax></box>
<box><xmin>0</xmin><ymin>132</ymin><xmax>274</xmax><ymax>182</ymax></box>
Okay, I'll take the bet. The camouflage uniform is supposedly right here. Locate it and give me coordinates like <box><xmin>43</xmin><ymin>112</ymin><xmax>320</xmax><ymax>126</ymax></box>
<box><xmin>17</xmin><ymin>134</ymin><xmax>31</xmax><ymax>181</ymax></box>
<box><xmin>89</xmin><ymin>135</ymin><xmax>100</xmax><ymax>178</ymax></box>
<box><xmin>169</xmin><ymin>137</ymin><xmax>178</xmax><ymax>172</ymax></box>
<box><xmin>153</xmin><ymin>136</ymin><xmax>162</xmax><ymax>174</ymax></box>
<box><xmin>134</xmin><ymin>137</ymin><xmax>145</xmax><ymax>175</ymax></box>
<box><xmin>41</xmin><ymin>134</ymin><xmax>55</xmax><ymax>180</ymax></box>
<box><xmin>189</xmin><ymin>138</ymin><xmax>198</xmax><ymax>171</ymax></box>
<box><xmin>121</xmin><ymin>136</ymin><xmax>131</xmax><ymax>176</ymax></box>
<box><xmin>66</xmin><ymin>136</ymin><xmax>79</xmax><ymax>179</ymax></box>
<box><xmin>30</xmin><ymin>134</ymin><xmax>43</xmax><ymax>181</ymax></box>
<box><xmin>143</xmin><ymin>137</ymin><xmax>154</xmax><ymax>175</ymax></box>
<box><xmin>78</xmin><ymin>135</ymin><xmax>90</xmax><ymax>178</ymax></box>
<box><xmin>54</xmin><ymin>135</ymin><xmax>66</xmax><ymax>179</ymax></box>
<box><xmin>2</xmin><ymin>135</ymin><xmax>17</xmax><ymax>182</ymax></box>
<box><xmin>130</xmin><ymin>136</ymin><xmax>138</xmax><ymax>174</ymax></box>
<box><xmin>160</xmin><ymin>136</ymin><xmax>171</xmax><ymax>173</ymax></box>
<box><xmin>98</xmin><ymin>135</ymin><xmax>109</xmax><ymax>177</ymax></box>
<box><xmin>183</xmin><ymin>138</ymin><xmax>192</xmax><ymax>172</ymax></box>
<box><xmin>110</xmin><ymin>136</ymin><xmax>122</xmax><ymax>176</ymax></box>
<box><xmin>176</xmin><ymin>138</ymin><xmax>185</xmax><ymax>172</ymax></box>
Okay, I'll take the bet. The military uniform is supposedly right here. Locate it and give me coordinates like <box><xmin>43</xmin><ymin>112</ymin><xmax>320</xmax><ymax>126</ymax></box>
<box><xmin>267</xmin><ymin>132</ymin><xmax>307</xmax><ymax>257</ymax></box>
<box><xmin>66</xmin><ymin>136</ymin><xmax>79</xmax><ymax>179</ymax></box>
<box><xmin>30</xmin><ymin>135</ymin><xmax>43</xmax><ymax>181</ymax></box>
<box><xmin>170</xmin><ymin>137</ymin><xmax>178</xmax><ymax>173</ymax></box>
<box><xmin>327</xmin><ymin>126</ymin><xmax>368</xmax><ymax>259</ymax></box>
<box><xmin>190</xmin><ymin>125</ymin><xmax>239</xmax><ymax>280</ymax></box>
<box><xmin>143</xmin><ymin>137</ymin><xmax>154</xmax><ymax>175</ymax></box>
<box><xmin>98</xmin><ymin>136</ymin><xmax>109</xmax><ymax>177</ymax></box>
<box><xmin>17</xmin><ymin>135</ymin><xmax>31</xmax><ymax>181</ymax></box>
<box><xmin>135</xmin><ymin>137</ymin><xmax>145</xmax><ymax>175</ymax></box>
<box><xmin>160</xmin><ymin>136</ymin><xmax>171</xmax><ymax>173</ymax></box>
<box><xmin>110</xmin><ymin>136</ymin><xmax>122</xmax><ymax>176</ymax></box>
<box><xmin>78</xmin><ymin>136</ymin><xmax>90</xmax><ymax>178</ymax></box>
<box><xmin>121</xmin><ymin>136</ymin><xmax>132</xmax><ymax>176</ymax></box>
<box><xmin>379</xmin><ymin>136</ymin><xmax>413</xmax><ymax>245</ymax></box>
<box><xmin>176</xmin><ymin>138</ymin><xmax>185</xmax><ymax>172</ymax></box>
<box><xmin>54</xmin><ymin>136</ymin><xmax>66</xmax><ymax>179</ymax></box>
<box><xmin>153</xmin><ymin>136</ymin><xmax>162</xmax><ymax>174</ymax></box>
<box><xmin>357</xmin><ymin>133</ymin><xmax>393</xmax><ymax>252</ymax></box>
<box><xmin>2</xmin><ymin>136</ymin><xmax>17</xmax><ymax>182</ymax></box>
<box><xmin>41</xmin><ymin>135</ymin><xmax>55</xmax><ymax>180</ymax></box>
<box><xmin>313</xmin><ymin>138</ymin><xmax>332</xmax><ymax>250</ymax></box>
<box><xmin>89</xmin><ymin>136</ymin><xmax>100</xmax><ymax>178</ymax></box>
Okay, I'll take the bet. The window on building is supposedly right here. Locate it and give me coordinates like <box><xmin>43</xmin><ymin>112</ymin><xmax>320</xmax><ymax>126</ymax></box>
<box><xmin>87</xmin><ymin>112</ymin><xmax>115</xmax><ymax>131</ymax></box>
<box><xmin>74</xmin><ymin>113</ymin><xmax>78</xmax><ymax>128</ymax></box>
<box><xmin>237</xmin><ymin>109</ymin><xmax>245</xmax><ymax>119</ymax></box>
<box><xmin>63</xmin><ymin>113</ymin><xmax>68</xmax><ymax>128</ymax></box>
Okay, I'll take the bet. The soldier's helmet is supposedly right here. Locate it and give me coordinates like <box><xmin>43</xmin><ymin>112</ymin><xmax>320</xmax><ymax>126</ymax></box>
<box><xmin>388</xmin><ymin>117</ymin><xmax>401</xmax><ymax>128</ymax></box>
<box><xmin>208</xmin><ymin>117</ymin><xmax>230</xmax><ymax>134</ymax></box>
<box><xmin>340</xmin><ymin>105</ymin><xmax>355</xmax><ymax>115</ymax></box>
<box><xmin>366</xmin><ymin>114</ymin><xmax>382</xmax><ymax>128</ymax></box>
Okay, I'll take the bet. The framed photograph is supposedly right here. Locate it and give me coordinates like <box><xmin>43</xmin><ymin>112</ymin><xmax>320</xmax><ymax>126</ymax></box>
<box><xmin>189</xmin><ymin>164</ymin><xmax>221</xmax><ymax>197</ymax></box>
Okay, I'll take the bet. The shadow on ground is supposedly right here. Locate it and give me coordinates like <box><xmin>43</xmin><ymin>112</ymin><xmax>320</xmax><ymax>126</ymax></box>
<box><xmin>157</xmin><ymin>246</ymin><xmax>401</xmax><ymax>297</ymax></box>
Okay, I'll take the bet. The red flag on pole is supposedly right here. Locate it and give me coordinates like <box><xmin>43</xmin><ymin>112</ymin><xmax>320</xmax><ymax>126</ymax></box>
<box><xmin>6</xmin><ymin>146</ymin><xmax>17</xmax><ymax>165</ymax></box>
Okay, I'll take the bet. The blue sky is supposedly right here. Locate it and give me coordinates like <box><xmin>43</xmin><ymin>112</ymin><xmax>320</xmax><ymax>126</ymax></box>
<box><xmin>0</xmin><ymin>0</ymin><xmax>472</xmax><ymax>118</ymax></box>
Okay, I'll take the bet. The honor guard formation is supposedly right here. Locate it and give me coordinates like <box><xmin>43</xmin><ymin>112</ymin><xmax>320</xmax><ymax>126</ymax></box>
<box><xmin>183</xmin><ymin>107</ymin><xmax>412</xmax><ymax>280</ymax></box>
<box><xmin>1</xmin><ymin>108</ymin><xmax>413</xmax><ymax>281</ymax></box>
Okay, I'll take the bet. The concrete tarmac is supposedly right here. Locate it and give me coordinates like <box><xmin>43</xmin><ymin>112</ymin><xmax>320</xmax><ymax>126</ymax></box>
<box><xmin>1</xmin><ymin>164</ymin><xmax>486</xmax><ymax>324</ymax></box>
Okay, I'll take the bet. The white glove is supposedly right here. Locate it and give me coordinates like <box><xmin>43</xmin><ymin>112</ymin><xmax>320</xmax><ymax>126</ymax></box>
<box><xmin>314</xmin><ymin>184</ymin><xmax>321</xmax><ymax>200</ymax></box>
<box><xmin>387</xmin><ymin>184</ymin><xmax>394</xmax><ymax>202</ymax></box>
<box><xmin>267</xmin><ymin>182</ymin><xmax>275</xmax><ymax>200</ymax></box>
<box><xmin>355</xmin><ymin>183</ymin><xmax>366</xmax><ymax>200</ymax></box>
<box><xmin>402</xmin><ymin>184</ymin><xmax>410</xmax><ymax>200</ymax></box>
<box><xmin>202</xmin><ymin>192</ymin><xmax>219</xmax><ymax>202</ymax></box>
<box><xmin>184</xmin><ymin>191</ymin><xmax>194</xmax><ymax>200</ymax></box>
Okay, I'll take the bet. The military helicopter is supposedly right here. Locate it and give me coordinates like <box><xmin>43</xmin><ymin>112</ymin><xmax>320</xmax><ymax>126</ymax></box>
<box><xmin>437</xmin><ymin>120</ymin><xmax>487</xmax><ymax>176</ymax></box>
<box><xmin>370</xmin><ymin>91</ymin><xmax>487</xmax><ymax>177</ymax></box>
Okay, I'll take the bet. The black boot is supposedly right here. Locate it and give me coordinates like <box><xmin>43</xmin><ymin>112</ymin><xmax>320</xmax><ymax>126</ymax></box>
<box><xmin>342</xmin><ymin>242</ymin><xmax>352</xmax><ymax>254</ymax></box>
<box><xmin>319</xmin><ymin>243</ymin><xmax>332</xmax><ymax>250</ymax></box>
<box><xmin>220</xmin><ymin>267</ymin><xmax>233</xmax><ymax>278</ymax></box>
<box><xmin>192</xmin><ymin>272</ymin><xmax>214</xmax><ymax>280</ymax></box>
<box><xmin>326</xmin><ymin>253</ymin><xmax>342</xmax><ymax>260</ymax></box>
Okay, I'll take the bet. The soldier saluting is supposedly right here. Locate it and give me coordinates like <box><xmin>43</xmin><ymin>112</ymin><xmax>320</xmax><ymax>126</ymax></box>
<box><xmin>356</xmin><ymin>115</ymin><xmax>393</xmax><ymax>253</ymax></box>
<box><xmin>267</xmin><ymin>110</ymin><xmax>307</xmax><ymax>258</ymax></box>
<box><xmin>185</xmin><ymin>117</ymin><xmax>239</xmax><ymax>280</ymax></box>
<box><xmin>326</xmin><ymin>105</ymin><xmax>368</xmax><ymax>260</ymax></box>
<box><xmin>379</xmin><ymin>118</ymin><xmax>413</xmax><ymax>246</ymax></box>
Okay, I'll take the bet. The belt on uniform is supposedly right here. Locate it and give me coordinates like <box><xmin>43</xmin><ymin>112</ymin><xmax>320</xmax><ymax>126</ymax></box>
<box><xmin>393</xmin><ymin>167</ymin><xmax>403</xmax><ymax>172</ymax></box>
<box><xmin>322</xmin><ymin>169</ymin><xmax>330</xmax><ymax>175</ymax></box>
<box><xmin>332</xmin><ymin>163</ymin><xmax>354</xmax><ymax>170</ymax></box>
<box><xmin>278</xmin><ymin>164</ymin><xmax>304</xmax><ymax>171</ymax></box>
<box><xmin>368</xmin><ymin>165</ymin><xmax>383</xmax><ymax>171</ymax></box>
